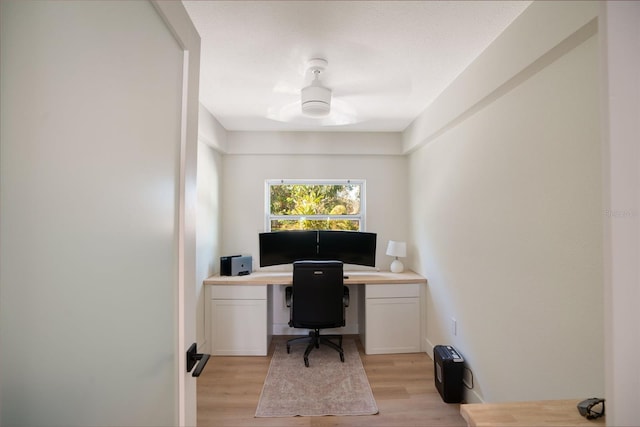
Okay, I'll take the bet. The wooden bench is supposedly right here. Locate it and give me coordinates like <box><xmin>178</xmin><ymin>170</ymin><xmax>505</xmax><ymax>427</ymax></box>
<box><xmin>460</xmin><ymin>399</ymin><xmax>605</xmax><ymax>426</ymax></box>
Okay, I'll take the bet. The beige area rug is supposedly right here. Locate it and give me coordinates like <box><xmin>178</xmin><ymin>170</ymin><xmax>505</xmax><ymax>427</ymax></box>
<box><xmin>255</xmin><ymin>338</ymin><xmax>379</xmax><ymax>417</ymax></box>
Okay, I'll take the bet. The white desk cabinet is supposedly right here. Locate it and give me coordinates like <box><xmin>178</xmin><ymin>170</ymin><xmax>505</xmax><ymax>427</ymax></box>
<box><xmin>204</xmin><ymin>271</ymin><xmax>426</xmax><ymax>356</ymax></box>
<box><xmin>361</xmin><ymin>283</ymin><xmax>421</xmax><ymax>354</ymax></box>
<box><xmin>208</xmin><ymin>285</ymin><xmax>272</xmax><ymax>356</ymax></box>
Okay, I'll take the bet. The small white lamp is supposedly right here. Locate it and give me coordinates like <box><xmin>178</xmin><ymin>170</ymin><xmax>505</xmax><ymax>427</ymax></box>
<box><xmin>386</xmin><ymin>240</ymin><xmax>407</xmax><ymax>273</ymax></box>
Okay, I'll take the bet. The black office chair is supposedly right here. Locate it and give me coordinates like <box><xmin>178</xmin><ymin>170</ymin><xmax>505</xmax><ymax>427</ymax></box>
<box><xmin>285</xmin><ymin>260</ymin><xmax>349</xmax><ymax>367</ymax></box>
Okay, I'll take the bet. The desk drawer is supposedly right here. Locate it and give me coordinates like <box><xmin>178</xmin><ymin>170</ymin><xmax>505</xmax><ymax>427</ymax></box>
<box><xmin>211</xmin><ymin>285</ymin><xmax>267</xmax><ymax>300</ymax></box>
<box><xmin>366</xmin><ymin>283</ymin><xmax>419</xmax><ymax>298</ymax></box>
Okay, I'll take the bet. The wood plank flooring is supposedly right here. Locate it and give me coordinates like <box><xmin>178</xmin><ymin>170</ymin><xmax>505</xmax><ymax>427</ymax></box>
<box><xmin>197</xmin><ymin>336</ymin><xmax>466</xmax><ymax>426</ymax></box>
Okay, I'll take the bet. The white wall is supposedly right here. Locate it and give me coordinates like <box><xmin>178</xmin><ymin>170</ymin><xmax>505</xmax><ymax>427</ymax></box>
<box><xmin>406</xmin><ymin>2</ymin><xmax>602</xmax><ymax>403</ymax></box>
<box><xmin>0</xmin><ymin>1</ymin><xmax>200</xmax><ymax>425</ymax></box>
<box><xmin>220</xmin><ymin>135</ymin><xmax>408</xmax><ymax>334</ymax></box>
<box><xmin>195</xmin><ymin>107</ymin><xmax>226</xmax><ymax>350</ymax></box>
<box><xmin>227</xmin><ymin>131</ymin><xmax>403</xmax><ymax>155</ymax></box>
<box><xmin>403</xmin><ymin>1</ymin><xmax>599</xmax><ymax>154</ymax></box>
<box><xmin>196</xmin><ymin>141</ymin><xmax>223</xmax><ymax>349</ymax></box>
<box><xmin>601</xmin><ymin>2</ymin><xmax>640</xmax><ymax>425</ymax></box>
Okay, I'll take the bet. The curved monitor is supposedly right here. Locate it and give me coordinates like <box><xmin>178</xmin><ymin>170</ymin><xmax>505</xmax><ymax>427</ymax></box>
<box><xmin>258</xmin><ymin>230</ymin><xmax>377</xmax><ymax>267</ymax></box>
<box><xmin>258</xmin><ymin>231</ymin><xmax>317</xmax><ymax>267</ymax></box>
<box><xmin>318</xmin><ymin>231</ymin><xmax>377</xmax><ymax>267</ymax></box>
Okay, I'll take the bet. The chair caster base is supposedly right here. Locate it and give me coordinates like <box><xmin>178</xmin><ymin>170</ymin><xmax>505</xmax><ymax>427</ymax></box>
<box><xmin>286</xmin><ymin>329</ymin><xmax>345</xmax><ymax>367</ymax></box>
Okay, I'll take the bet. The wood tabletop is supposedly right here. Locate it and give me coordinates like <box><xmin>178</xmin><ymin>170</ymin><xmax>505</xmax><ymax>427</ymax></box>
<box><xmin>460</xmin><ymin>399</ymin><xmax>605</xmax><ymax>427</ymax></box>
<box><xmin>203</xmin><ymin>270</ymin><xmax>427</xmax><ymax>286</ymax></box>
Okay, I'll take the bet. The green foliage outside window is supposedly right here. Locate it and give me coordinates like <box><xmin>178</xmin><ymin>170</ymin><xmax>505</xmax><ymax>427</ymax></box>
<box><xmin>269</xmin><ymin>183</ymin><xmax>362</xmax><ymax>231</ymax></box>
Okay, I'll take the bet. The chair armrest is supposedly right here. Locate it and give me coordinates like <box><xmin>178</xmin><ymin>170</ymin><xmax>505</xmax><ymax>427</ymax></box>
<box><xmin>343</xmin><ymin>286</ymin><xmax>350</xmax><ymax>307</ymax></box>
<box><xmin>285</xmin><ymin>286</ymin><xmax>292</xmax><ymax>307</ymax></box>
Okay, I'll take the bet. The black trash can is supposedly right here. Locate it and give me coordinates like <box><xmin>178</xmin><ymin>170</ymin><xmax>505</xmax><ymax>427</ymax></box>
<box><xmin>433</xmin><ymin>345</ymin><xmax>464</xmax><ymax>403</ymax></box>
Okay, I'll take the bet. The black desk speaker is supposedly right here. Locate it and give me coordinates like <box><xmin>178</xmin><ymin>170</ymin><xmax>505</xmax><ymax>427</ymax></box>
<box><xmin>434</xmin><ymin>345</ymin><xmax>464</xmax><ymax>403</ymax></box>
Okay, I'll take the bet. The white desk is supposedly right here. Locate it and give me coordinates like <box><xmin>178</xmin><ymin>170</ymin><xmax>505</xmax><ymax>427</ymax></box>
<box><xmin>203</xmin><ymin>270</ymin><xmax>427</xmax><ymax>356</ymax></box>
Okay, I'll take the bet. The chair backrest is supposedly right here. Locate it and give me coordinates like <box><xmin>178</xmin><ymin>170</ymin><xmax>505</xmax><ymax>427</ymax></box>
<box><xmin>290</xmin><ymin>260</ymin><xmax>345</xmax><ymax>329</ymax></box>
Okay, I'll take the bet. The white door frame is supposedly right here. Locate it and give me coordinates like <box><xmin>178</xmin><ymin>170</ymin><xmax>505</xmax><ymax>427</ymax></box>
<box><xmin>151</xmin><ymin>2</ymin><xmax>201</xmax><ymax>426</ymax></box>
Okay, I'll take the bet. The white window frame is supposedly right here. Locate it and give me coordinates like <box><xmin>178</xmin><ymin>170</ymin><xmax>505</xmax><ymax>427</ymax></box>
<box><xmin>265</xmin><ymin>179</ymin><xmax>366</xmax><ymax>232</ymax></box>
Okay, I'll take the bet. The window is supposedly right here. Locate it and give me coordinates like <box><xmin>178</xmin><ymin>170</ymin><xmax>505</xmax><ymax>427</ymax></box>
<box><xmin>266</xmin><ymin>180</ymin><xmax>365</xmax><ymax>231</ymax></box>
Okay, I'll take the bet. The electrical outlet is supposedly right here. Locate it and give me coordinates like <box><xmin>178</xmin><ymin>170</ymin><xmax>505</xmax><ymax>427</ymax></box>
<box><xmin>451</xmin><ymin>317</ymin><xmax>457</xmax><ymax>336</ymax></box>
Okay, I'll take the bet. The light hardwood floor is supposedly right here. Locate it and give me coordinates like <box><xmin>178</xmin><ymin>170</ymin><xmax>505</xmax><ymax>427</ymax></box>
<box><xmin>197</xmin><ymin>336</ymin><xmax>466</xmax><ymax>426</ymax></box>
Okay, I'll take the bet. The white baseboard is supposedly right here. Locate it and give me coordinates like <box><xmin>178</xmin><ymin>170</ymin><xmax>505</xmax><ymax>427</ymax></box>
<box><xmin>464</xmin><ymin>388</ymin><xmax>484</xmax><ymax>404</ymax></box>
<box><xmin>425</xmin><ymin>337</ymin><xmax>435</xmax><ymax>360</ymax></box>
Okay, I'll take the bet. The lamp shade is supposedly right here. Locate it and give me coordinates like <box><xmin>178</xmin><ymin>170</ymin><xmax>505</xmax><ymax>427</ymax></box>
<box><xmin>386</xmin><ymin>241</ymin><xmax>406</xmax><ymax>258</ymax></box>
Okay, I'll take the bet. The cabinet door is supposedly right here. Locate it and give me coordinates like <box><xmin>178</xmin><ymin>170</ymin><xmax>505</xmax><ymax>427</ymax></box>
<box><xmin>365</xmin><ymin>297</ymin><xmax>420</xmax><ymax>354</ymax></box>
<box><xmin>210</xmin><ymin>299</ymin><xmax>267</xmax><ymax>355</ymax></box>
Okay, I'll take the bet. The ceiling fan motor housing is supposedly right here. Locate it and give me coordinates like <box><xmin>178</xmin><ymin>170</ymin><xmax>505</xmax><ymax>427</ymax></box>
<box><xmin>301</xmin><ymin>83</ymin><xmax>331</xmax><ymax>116</ymax></box>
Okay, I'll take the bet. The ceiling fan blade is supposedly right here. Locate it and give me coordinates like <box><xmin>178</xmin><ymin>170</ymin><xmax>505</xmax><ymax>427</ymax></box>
<box><xmin>266</xmin><ymin>98</ymin><xmax>359</xmax><ymax>127</ymax></box>
<box><xmin>332</xmin><ymin>76</ymin><xmax>412</xmax><ymax>98</ymax></box>
<box><xmin>272</xmin><ymin>80</ymin><xmax>301</xmax><ymax>95</ymax></box>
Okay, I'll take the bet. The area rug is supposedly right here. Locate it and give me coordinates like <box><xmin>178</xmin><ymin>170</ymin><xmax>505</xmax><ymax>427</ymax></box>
<box><xmin>255</xmin><ymin>338</ymin><xmax>379</xmax><ymax>417</ymax></box>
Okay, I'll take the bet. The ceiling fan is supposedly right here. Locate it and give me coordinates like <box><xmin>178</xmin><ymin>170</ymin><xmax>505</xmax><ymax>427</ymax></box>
<box><xmin>266</xmin><ymin>58</ymin><xmax>359</xmax><ymax>126</ymax></box>
<box><xmin>266</xmin><ymin>56</ymin><xmax>412</xmax><ymax>127</ymax></box>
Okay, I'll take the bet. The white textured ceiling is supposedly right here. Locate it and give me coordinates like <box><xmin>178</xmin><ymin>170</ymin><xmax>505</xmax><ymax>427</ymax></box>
<box><xmin>182</xmin><ymin>1</ymin><xmax>531</xmax><ymax>132</ymax></box>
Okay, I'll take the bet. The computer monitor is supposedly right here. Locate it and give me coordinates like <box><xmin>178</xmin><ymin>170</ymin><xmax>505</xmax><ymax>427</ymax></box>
<box><xmin>259</xmin><ymin>230</ymin><xmax>377</xmax><ymax>267</ymax></box>
<box><xmin>258</xmin><ymin>231</ymin><xmax>318</xmax><ymax>267</ymax></box>
<box><xmin>318</xmin><ymin>230</ymin><xmax>377</xmax><ymax>267</ymax></box>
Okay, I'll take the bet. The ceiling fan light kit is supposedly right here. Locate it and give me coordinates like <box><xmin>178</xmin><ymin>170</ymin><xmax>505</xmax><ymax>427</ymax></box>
<box><xmin>301</xmin><ymin>58</ymin><xmax>331</xmax><ymax>117</ymax></box>
<box><xmin>301</xmin><ymin>84</ymin><xmax>331</xmax><ymax>117</ymax></box>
